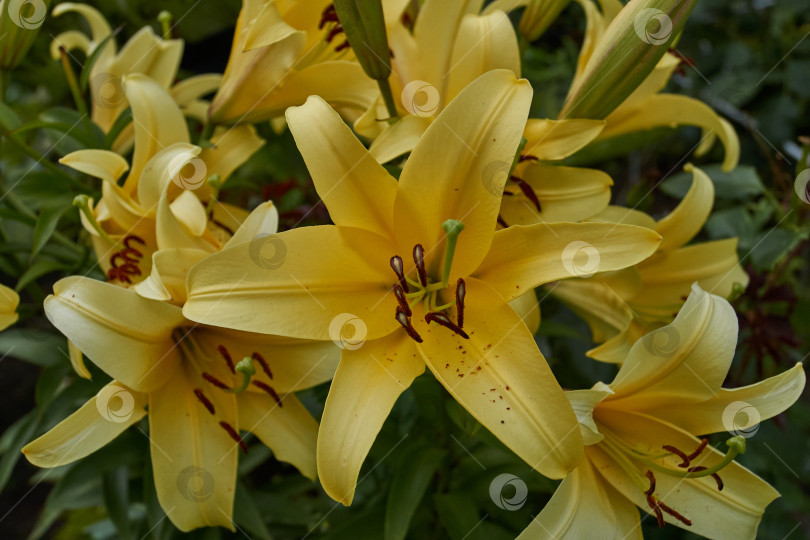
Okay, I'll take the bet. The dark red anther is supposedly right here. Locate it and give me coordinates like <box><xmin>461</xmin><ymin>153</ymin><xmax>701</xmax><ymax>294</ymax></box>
<box><xmin>335</xmin><ymin>40</ymin><xmax>350</xmax><ymax>52</ymax></box>
<box><xmin>107</xmin><ymin>268</ymin><xmax>132</xmax><ymax>283</ymax></box>
<box><xmin>687</xmin><ymin>466</ymin><xmax>724</xmax><ymax>491</ymax></box>
<box><xmin>393</xmin><ymin>283</ymin><xmax>411</xmax><ymax>317</ymax></box>
<box><xmin>193</xmin><ymin>389</ymin><xmax>215</xmax><ymax>415</ymax></box>
<box><xmin>119</xmin><ymin>248</ymin><xmax>141</xmax><ymax>263</ymax></box>
<box><xmin>120</xmin><ymin>262</ymin><xmax>141</xmax><ymax>276</ymax></box>
<box><xmin>219</xmin><ymin>421</ymin><xmax>247</xmax><ymax>453</ymax></box>
<box><xmin>518</xmin><ymin>154</ymin><xmax>539</xmax><ymax>163</ymax></box>
<box><xmin>202</xmin><ymin>372</ymin><xmax>230</xmax><ymax>390</ymax></box>
<box><xmin>390</xmin><ymin>255</ymin><xmax>409</xmax><ymax>293</ymax></box>
<box><xmin>396</xmin><ymin>309</ymin><xmax>423</xmax><ymax>343</ymax></box>
<box><xmin>455</xmin><ymin>278</ymin><xmax>466</xmax><ymax>329</ymax></box>
<box><xmin>497</xmin><ymin>215</ymin><xmax>509</xmax><ymax>228</ymax></box>
<box><xmin>123</xmin><ymin>235</ymin><xmax>145</xmax><ymax>249</ymax></box>
<box><xmin>663</xmin><ymin>445</ymin><xmax>691</xmax><ymax>468</ymax></box>
<box><xmin>326</xmin><ymin>24</ymin><xmax>344</xmax><ymax>43</ymax></box>
<box><xmin>217</xmin><ymin>345</ymin><xmax>236</xmax><ymax>374</ymax></box>
<box><xmin>686</xmin><ymin>438</ymin><xmax>708</xmax><ymax>462</ymax></box>
<box><xmin>413</xmin><ymin>244</ymin><xmax>427</xmax><ymax>287</ymax></box>
<box><xmin>252</xmin><ymin>380</ymin><xmax>283</xmax><ymax>407</ymax></box>
<box><xmin>644</xmin><ymin>471</ymin><xmax>664</xmax><ymax>527</ymax></box>
<box><xmin>251</xmin><ymin>352</ymin><xmax>273</xmax><ymax>380</ymax></box>
<box><xmin>657</xmin><ymin>501</ymin><xmax>692</xmax><ymax>526</ymax></box>
<box><xmin>425</xmin><ymin>312</ymin><xmax>469</xmax><ymax>339</ymax></box>
<box><xmin>319</xmin><ymin>4</ymin><xmax>338</xmax><ymax>29</ymax></box>
<box><xmin>509</xmin><ymin>175</ymin><xmax>542</xmax><ymax>213</ymax></box>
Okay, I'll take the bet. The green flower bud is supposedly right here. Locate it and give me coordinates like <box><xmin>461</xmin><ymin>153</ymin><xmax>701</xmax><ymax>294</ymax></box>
<box><xmin>519</xmin><ymin>0</ymin><xmax>571</xmax><ymax>42</ymax></box>
<box><xmin>0</xmin><ymin>0</ymin><xmax>52</xmax><ymax>71</ymax></box>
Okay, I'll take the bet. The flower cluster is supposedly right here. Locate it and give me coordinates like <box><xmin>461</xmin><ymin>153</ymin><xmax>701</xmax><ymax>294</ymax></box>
<box><xmin>4</xmin><ymin>0</ymin><xmax>804</xmax><ymax>538</ymax></box>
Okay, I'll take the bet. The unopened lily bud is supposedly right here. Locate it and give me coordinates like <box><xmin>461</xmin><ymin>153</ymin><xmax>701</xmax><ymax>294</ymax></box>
<box><xmin>0</xmin><ymin>0</ymin><xmax>52</xmax><ymax>70</ymax></box>
<box><xmin>332</xmin><ymin>0</ymin><xmax>391</xmax><ymax>81</ymax></box>
<box><xmin>559</xmin><ymin>0</ymin><xmax>696</xmax><ymax>120</ymax></box>
<box><xmin>519</xmin><ymin>0</ymin><xmax>571</xmax><ymax>42</ymax></box>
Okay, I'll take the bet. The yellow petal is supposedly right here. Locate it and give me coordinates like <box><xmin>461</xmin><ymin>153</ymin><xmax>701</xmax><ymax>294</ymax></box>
<box><xmin>199</xmin><ymin>125</ymin><xmax>265</xmax><ymax>186</ymax></box>
<box><xmin>523</xmin><ymin>119</ymin><xmax>606</xmax><ymax>161</ymax></box>
<box><xmin>50</xmin><ymin>30</ymin><xmax>91</xmax><ymax>59</ymax></box>
<box><xmin>59</xmin><ymin>149</ymin><xmax>130</xmax><ymax>184</ymax></box>
<box><xmin>616</xmin><ymin>53</ymin><xmax>681</xmax><ymax>110</ymax></box>
<box><xmin>44</xmin><ymin>277</ymin><xmax>184</xmax><ymax>392</ymax></box>
<box><xmin>567</xmin><ymin>385</ymin><xmax>614</xmax><ymax>445</ymax></box>
<box><xmin>225</xmin><ymin>201</ymin><xmax>279</xmax><ymax>248</ymax></box>
<box><xmin>475</xmin><ymin>222</ymin><xmax>661</xmax><ymax>302</ymax></box>
<box><xmin>112</xmin><ymin>26</ymin><xmax>182</xmax><ymax>90</ymax></box>
<box><xmin>68</xmin><ymin>339</ymin><xmax>92</xmax><ymax>379</ymax></box>
<box><xmin>184</xmin><ymin>226</ymin><xmax>398</xmax><ymax>340</ymax></box>
<box><xmin>607</xmin><ymin>284</ymin><xmax>737</xmax><ymax>408</ymax></box>
<box><xmin>445</xmin><ymin>12</ymin><xmax>521</xmax><ymax>102</ymax></box>
<box><xmin>138</xmin><ymin>143</ymin><xmax>201</xmax><ymax>212</ymax></box>
<box><xmin>149</xmin><ymin>362</ymin><xmax>237</xmax><ymax>532</ymax></box>
<box><xmin>134</xmin><ymin>248</ymin><xmax>209</xmax><ymax>304</ymax></box>
<box><xmin>552</xmin><ymin>280</ymin><xmax>633</xmax><ymax>343</ymax></box>
<box><xmin>655</xmin><ymin>164</ymin><xmax>714</xmax><ymax>252</ymax></box>
<box><xmin>646</xmin><ymin>363</ymin><xmax>805</xmax><ymax>436</ymax></box>
<box><xmin>416</xmin><ymin>278</ymin><xmax>583</xmax><ymax>479</ymax></box>
<box><xmin>23</xmin><ymin>382</ymin><xmax>147</xmax><ymax>467</ymax></box>
<box><xmin>601</xmin><ymin>94</ymin><xmax>740</xmax><ymax>172</ymax></box>
<box><xmin>413</xmin><ymin>0</ymin><xmax>483</xmax><ymax>102</ymax></box>
<box><xmin>122</xmin><ymin>74</ymin><xmax>190</xmax><ymax>193</ymax></box>
<box><xmin>395</xmin><ymin>70</ymin><xmax>532</xmax><ymax>277</ymax></box>
<box><xmin>509</xmin><ymin>289</ymin><xmax>540</xmax><ymax>334</ymax></box>
<box><xmin>594</xmin><ymin>411</ymin><xmax>780</xmax><ymax>539</ymax></box>
<box><xmin>318</xmin><ymin>332</ymin><xmax>424</xmax><ymax>505</ymax></box>
<box><xmin>157</xmin><ymin>191</ymin><xmax>216</xmax><ymax>252</ymax></box>
<box><xmin>171</xmin><ymin>73</ymin><xmax>222</xmax><ymax>107</ymax></box>
<box><xmin>238</xmin><ymin>392</ymin><xmax>319</xmax><ymax>480</ymax></box>
<box><xmin>517</xmin><ymin>456</ymin><xmax>641</xmax><ymax>539</ymax></box>
<box><xmin>0</xmin><ymin>283</ymin><xmax>20</xmax><ymax>331</ymax></box>
<box><xmin>286</xmin><ymin>96</ymin><xmax>398</xmax><ymax>235</ymax></box>
<box><xmin>52</xmin><ymin>3</ymin><xmax>112</xmax><ymax>43</ymax></box>
<box><xmin>589</xmin><ymin>205</ymin><xmax>657</xmax><ymax>229</ymax></box>
<box><xmin>368</xmin><ymin>114</ymin><xmax>431</xmax><ymax>164</ymax></box>
<box><xmin>499</xmin><ymin>163</ymin><xmax>612</xmax><ymax>225</ymax></box>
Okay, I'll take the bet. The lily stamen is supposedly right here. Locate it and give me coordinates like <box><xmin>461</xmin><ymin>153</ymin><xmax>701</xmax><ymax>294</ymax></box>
<box><xmin>252</xmin><ymin>380</ymin><xmax>283</xmax><ymax>406</ymax></box>
<box><xmin>202</xmin><ymin>372</ymin><xmax>229</xmax><ymax>389</ymax></box>
<box><xmin>393</xmin><ymin>284</ymin><xmax>412</xmax><ymax>316</ymax></box>
<box><xmin>251</xmin><ymin>352</ymin><xmax>273</xmax><ymax>380</ymax></box>
<box><xmin>456</xmin><ymin>278</ymin><xmax>466</xmax><ymax>328</ymax></box>
<box><xmin>645</xmin><ymin>470</ymin><xmax>692</xmax><ymax>528</ymax></box>
<box><xmin>193</xmin><ymin>389</ymin><xmax>215</xmax><ymax>415</ymax></box>
<box><xmin>217</xmin><ymin>344</ymin><xmax>236</xmax><ymax>374</ymax></box>
<box><xmin>413</xmin><ymin>244</ymin><xmax>428</xmax><ymax>287</ymax></box>
<box><xmin>509</xmin><ymin>175</ymin><xmax>542</xmax><ymax>212</ymax></box>
<box><xmin>425</xmin><ymin>312</ymin><xmax>469</xmax><ymax>339</ymax></box>
<box><xmin>395</xmin><ymin>308</ymin><xmax>423</xmax><ymax>343</ymax></box>
<box><xmin>390</xmin><ymin>255</ymin><xmax>409</xmax><ymax>293</ymax></box>
<box><xmin>219</xmin><ymin>421</ymin><xmax>247</xmax><ymax>453</ymax></box>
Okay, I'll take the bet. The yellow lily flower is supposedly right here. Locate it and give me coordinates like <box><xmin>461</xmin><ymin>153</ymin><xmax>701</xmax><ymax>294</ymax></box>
<box><xmin>62</xmin><ymin>73</ymin><xmax>263</xmax><ymax>286</ymax></box>
<box><xmin>564</xmin><ymin>0</ymin><xmax>739</xmax><ymax>170</ymax></box>
<box><xmin>552</xmin><ymin>164</ymin><xmax>749</xmax><ymax>363</ymax></box>
<box><xmin>519</xmin><ymin>284</ymin><xmax>806</xmax><ymax>539</ymax></box>
<box><xmin>183</xmin><ymin>70</ymin><xmax>663</xmax><ymax>504</ymax></box>
<box><xmin>51</xmin><ymin>3</ymin><xmax>222</xmax><ymax>152</ymax></box>
<box><xmin>23</xmin><ymin>202</ymin><xmax>340</xmax><ymax>532</ymax></box>
<box><xmin>208</xmin><ymin>0</ymin><xmax>388</xmax><ymax>125</ymax></box>
<box><xmin>0</xmin><ymin>283</ymin><xmax>20</xmax><ymax>330</ymax></box>
<box><xmin>355</xmin><ymin>0</ymin><xmax>525</xmax><ymax>164</ymax></box>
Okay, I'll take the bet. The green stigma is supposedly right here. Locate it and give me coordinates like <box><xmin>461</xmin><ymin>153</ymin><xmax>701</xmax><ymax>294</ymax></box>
<box><xmin>227</xmin><ymin>357</ymin><xmax>256</xmax><ymax>394</ymax></box>
<box><xmin>158</xmin><ymin>11</ymin><xmax>173</xmax><ymax>40</ymax></box>
<box><xmin>440</xmin><ymin>219</ymin><xmax>465</xmax><ymax>286</ymax></box>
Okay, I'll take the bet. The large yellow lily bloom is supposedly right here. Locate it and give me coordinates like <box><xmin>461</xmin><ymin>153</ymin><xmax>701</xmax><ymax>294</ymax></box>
<box><xmin>23</xmin><ymin>202</ymin><xmax>340</xmax><ymax>532</ymax></box>
<box><xmin>208</xmin><ymin>0</ymin><xmax>387</xmax><ymax>125</ymax></box>
<box><xmin>50</xmin><ymin>3</ymin><xmax>222</xmax><ymax>153</ymax></box>
<box><xmin>61</xmin><ymin>74</ymin><xmax>263</xmax><ymax>285</ymax></box>
<box><xmin>519</xmin><ymin>284</ymin><xmax>805</xmax><ymax>539</ymax></box>
<box><xmin>0</xmin><ymin>284</ymin><xmax>19</xmax><ymax>330</ymax></box>
<box><xmin>553</xmin><ymin>164</ymin><xmax>749</xmax><ymax>363</ymax></box>
<box><xmin>184</xmin><ymin>70</ymin><xmax>663</xmax><ymax>504</ymax></box>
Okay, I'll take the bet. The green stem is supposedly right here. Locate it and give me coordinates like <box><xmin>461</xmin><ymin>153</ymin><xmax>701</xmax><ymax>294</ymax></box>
<box><xmin>60</xmin><ymin>47</ymin><xmax>88</xmax><ymax>117</ymax></box>
<box><xmin>1</xmin><ymin>187</ymin><xmax>83</xmax><ymax>256</ymax></box>
<box><xmin>378</xmin><ymin>78</ymin><xmax>399</xmax><ymax>123</ymax></box>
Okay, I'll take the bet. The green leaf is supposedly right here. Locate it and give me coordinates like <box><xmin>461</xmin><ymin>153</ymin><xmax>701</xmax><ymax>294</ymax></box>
<box><xmin>705</xmin><ymin>207</ymin><xmax>757</xmax><ymax>250</ymax></box>
<box><xmin>16</xmin><ymin>259</ymin><xmax>70</xmax><ymax>291</ymax></box>
<box><xmin>35</xmin><ymin>363</ymin><xmax>70</xmax><ymax>409</ymax></box>
<box><xmin>661</xmin><ymin>164</ymin><xmax>765</xmax><ymax>200</ymax></box>
<box><xmin>0</xmin><ymin>100</ymin><xmax>24</xmax><ymax>130</ymax></box>
<box><xmin>0</xmin><ymin>411</ymin><xmax>39</xmax><ymax>493</ymax></box>
<box><xmin>384</xmin><ymin>445</ymin><xmax>446</xmax><ymax>540</ymax></box>
<box><xmin>0</xmin><ymin>328</ymin><xmax>65</xmax><ymax>367</ymax></box>
<box><xmin>103</xmin><ymin>466</ymin><xmax>132</xmax><ymax>540</ymax></box>
<box><xmin>749</xmin><ymin>228</ymin><xmax>800</xmax><ymax>271</ymax></box>
<box><xmin>104</xmin><ymin>106</ymin><xmax>132</xmax><ymax>149</ymax></box>
<box><xmin>233</xmin><ymin>481</ymin><xmax>272</xmax><ymax>540</ymax></box>
<box><xmin>31</xmin><ymin>204</ymin><xmax>69</xmax><ymax>260</ymax></box>
<box><xmin>434</xmin><ymin>492</ymin><xmax>487</xmax><ymax>540</ymax></box>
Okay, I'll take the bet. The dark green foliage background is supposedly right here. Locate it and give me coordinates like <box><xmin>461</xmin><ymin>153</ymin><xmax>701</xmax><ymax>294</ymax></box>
<box><xmin>0</xmin><ymin>0</ymin><xmax>807</xmax><ymax>538</ymax></box>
